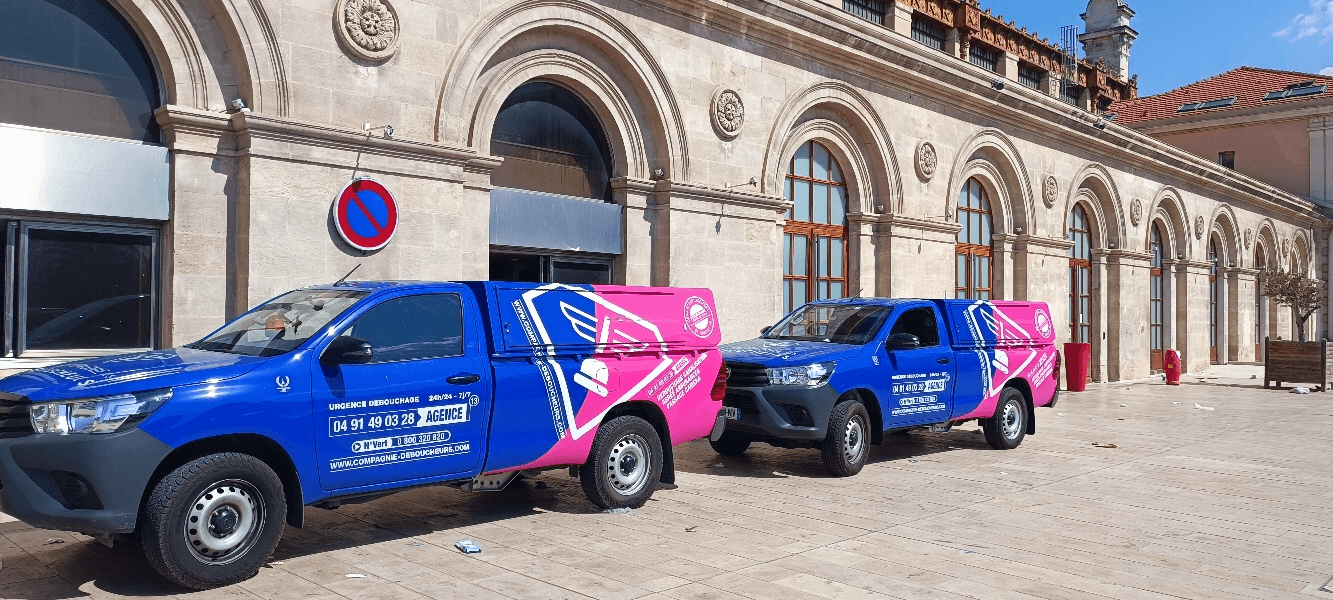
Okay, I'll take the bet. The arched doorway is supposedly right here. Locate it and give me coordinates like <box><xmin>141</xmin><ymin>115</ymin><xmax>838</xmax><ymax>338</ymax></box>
<box><xmin>781</xmin><ymin>140</ymin><xmax>848</xmax><ymax>314</ymax></box>
<box><xmin>1149</xmin><ymin>222</ymin><xmax>1167</xmax><ymax>371</ymax></box>
<box><xmin>488</xmin><ymin>81</ymin><xmax>618</xmax><ymax>284</ymax></box>
<box><xmin>1068</xmin><ymin>204</ymin><xmax>1092</xmax><ymax>346</ymax></box>
<box><xmin>1209</xmin><ymin>237</ymin><xmax>1220</xmax><ymax>363</ymax></box>
<box><xmin>956</xmin><ymin>178</ymin><xmax>993</xmax><ymax>300</ymax></box>
<box><xmin>1256</xmin><ymin>245</ymin><xmax>1267</xmax><ymax>358</ymax></box>
<box><xmin>0</xmin><ymin>0</ymin><xmax>164</xmax><ymax>357</ymax></box>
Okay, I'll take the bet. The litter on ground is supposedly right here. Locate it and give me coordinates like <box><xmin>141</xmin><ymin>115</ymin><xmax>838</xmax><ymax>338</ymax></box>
<box><xmin>1291</xmin><ymin>387</ymin><xmax>1310</xmax><ymax>394</ymax></box>
<box><xmin>1091</xmin><ymin>442</ymin><xmax>1119</xmax><ymax>448</ymax></box>
<box><xmin>345</xmin><ymin>574</ymin><xmax>365</xmax><ymax>579</ymax></box>
<box><xmin>1119</xmin><ymin>404</ymin><xmax>1127</xmax><ymax>407</ymax></box>
<box><xmin>602</xmin><ymin>507</ymin><xmax>632</xmax><ymax>515</ymax></box>
<box><xmin>685</xmin><ymin>526</ymin><xmax>699</xmax><ymax>532</ymax></box>
<box><xmin>1194</xmin><ymin>403</ymin><xmax>1215</xmax><ymax>411</ymax></box>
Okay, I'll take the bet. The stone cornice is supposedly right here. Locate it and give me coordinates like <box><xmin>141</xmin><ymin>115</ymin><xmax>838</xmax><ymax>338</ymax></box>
<box><xmin>648</xmin><ymin>180</ymin><xmax>789</xmax><ymax>214</ymax></box>
<box><xmin>646</xmin><ymin>0</ymin><xmax>1324</xmax><ymax>226</ymax></box>
<box><xmin>231</xmin><ymin>112</ymin><xmax>482</xmax><ymax>166</ymax></box>
<box><xmin>855</xmin><ymin>212</ymin><xmax>962</xmax><ymax>235</ymax></box>
<box><xmin>154</xmin><ymin>106</ymin><xmax>238</xmax><ymax>156</ymax></box>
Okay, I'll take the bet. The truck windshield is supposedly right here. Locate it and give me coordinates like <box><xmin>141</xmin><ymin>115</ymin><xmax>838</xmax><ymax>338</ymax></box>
<box><xmin>189</xmin><ymin>290</ymin><xmax>367</xmax><ymax>356</ymax></box>
<box><xmin>764</xmin><ymin>304</ymin><xmax>892</xmax><ymax>345</ymax></box>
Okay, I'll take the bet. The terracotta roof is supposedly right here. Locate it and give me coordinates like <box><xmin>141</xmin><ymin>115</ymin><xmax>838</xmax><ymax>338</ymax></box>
<box><xmin>1107</xmin><ymin>67</ymin><xmax>1333</xmax><ymax>125</ymax></box>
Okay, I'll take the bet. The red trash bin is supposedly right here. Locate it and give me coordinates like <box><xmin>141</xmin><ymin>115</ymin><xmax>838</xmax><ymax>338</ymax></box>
<box><xmin>1063</xmin><ymin>342</ymin><xmax>1091</xmax><ymax>392</ymax></box>
<box><xmin>1164</xmin><ymin>349</ymin><xmax>1181</xmax><ymax>385</ymax></box>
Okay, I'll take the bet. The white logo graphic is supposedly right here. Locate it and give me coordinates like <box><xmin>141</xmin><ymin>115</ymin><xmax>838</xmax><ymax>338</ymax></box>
<box><xmin>683</xmin><ymin>296</ymin><xmax>715</xmax><ymax>339</ymax></box>
<box><xmin>963</xmin><ymin>302</ymin><xmax>1040</xmax><ymax>399</ymax></box>
<box><xmin>573</xmin><ymin>358</ymin><xmax>612</xmax><ymax>397</ymax></box>
<box><xmin>1034</xmin><ymin>309</ymin><xmax>1053</xmax><ymax>339</ymax></box>
<box><xmin>275</xmin><ymin>376</ymin><xmax>291</xmax><ymax>393</ymax></box>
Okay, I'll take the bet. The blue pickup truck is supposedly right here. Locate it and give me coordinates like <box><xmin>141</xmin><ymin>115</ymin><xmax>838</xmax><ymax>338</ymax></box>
<box><xmin>717</xmin><ymin>298</ymin><xmax>1060</xmax><ymax>476</ymax></box>
<box><xmin>0</xmin><ymin>281</ymin><xmax>726</xmax><ymax>589</ymax></box>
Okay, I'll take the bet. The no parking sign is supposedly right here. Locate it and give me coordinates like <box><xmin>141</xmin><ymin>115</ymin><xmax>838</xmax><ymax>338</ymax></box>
<box><xmin>333</xmin><ymin>177</ymin><xmax>399</xmax><ymax>251</ymax></box>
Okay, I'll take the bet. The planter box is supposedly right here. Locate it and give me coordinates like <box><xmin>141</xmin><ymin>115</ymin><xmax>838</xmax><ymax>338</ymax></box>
<box><xmin>1263</xmin><ymin>337</ymin><xmax>1331</xmax><ymax>391</ymax></box>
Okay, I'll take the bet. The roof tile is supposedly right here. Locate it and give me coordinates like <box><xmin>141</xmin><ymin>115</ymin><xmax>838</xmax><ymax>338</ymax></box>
<box><xmin>1107</xmin><ymin>67</ymin><xmax>1332</xmax><ymax>125</ymax></box>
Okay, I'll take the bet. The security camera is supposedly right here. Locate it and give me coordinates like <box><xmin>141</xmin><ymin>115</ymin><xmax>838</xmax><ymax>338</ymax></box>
<box><xmin>992</xmin><ymin>80</ymin><xmax>1005</xmax><ymax>91</ymax></box>
<box><xmin>382</xmin><ymin>125</ymin><xmax>395</xmax><ymax>138</ymax></box>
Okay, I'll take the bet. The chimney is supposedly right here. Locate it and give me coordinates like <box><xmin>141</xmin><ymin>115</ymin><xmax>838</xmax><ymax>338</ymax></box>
<box><xmin>1078</xmin><ymin>0</ymin><xmax>1137</xmax><ymax>80</ymax></box>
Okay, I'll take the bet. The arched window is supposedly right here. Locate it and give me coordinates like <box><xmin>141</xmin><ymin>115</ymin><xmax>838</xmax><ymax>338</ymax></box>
<box><xmin>1150</xmin><ymin>223</ymin><xmax>1166</xmax><ymax>370</ymax></box>
<box><xmin>782</xmin><ymin>141</ymin><xmax>847</xmax><ymax>314</ymax></box>
<box><xmin>955</xmin><ymin>178</ymin><xmax>993</xmax><ymax>300</ymax></box>
<box><xmin>0</xmin><ymin>0</ymin><xmax>161</xmax><ymax>142</ymax></box>
<box><xmin>1068</xmin><ymin>204</ymin><xmax>1091</xmax><ymax>345</ymax></box>
<box><xmin>490</xmin><ymin>81</ymin><xmax>613</xmax><ymax>201</ymax></box>
<box><xmin>1256</xmin><ymin>245</ymin><xmax>1267</xmax><ymax>358</ymax></box>
<box><xmin>1209</xmin><ymin>238</ymin><xmax>1219</xmax><ymax>364</ymax></box>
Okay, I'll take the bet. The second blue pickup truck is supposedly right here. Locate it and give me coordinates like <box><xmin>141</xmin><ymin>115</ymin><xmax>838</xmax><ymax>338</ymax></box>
<box><xmin>717</xmin><ymin>298</ymin><xmax>1060</xmax><ymax>475</ymax></box>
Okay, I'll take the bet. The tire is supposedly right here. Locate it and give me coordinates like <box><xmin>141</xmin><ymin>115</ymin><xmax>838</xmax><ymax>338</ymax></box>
<box><xmin>820</xmin><ymin>400</ymin><xmax>871</xmax><ymax>477</ymax></box>
<box><xmin>580</xmin><ymin>416</ymin><xmax>664</xmax><ymax>509</ymax></box>
<box><xmin>141</xmin><ymin>453</ymin><xmax>287</xmax><ymax>589</ymax></box>
<box><xmin>708</xmin><ymin>431</ymin><xmax>751</xmax><ymax>456</ymax></box>
<box><xmin>983</xmin><ymin>388</ymin><xmax>1028</xmax><ymax>450</ymax></box>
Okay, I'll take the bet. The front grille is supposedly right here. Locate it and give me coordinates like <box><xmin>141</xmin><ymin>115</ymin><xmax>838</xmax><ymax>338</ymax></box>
<box><xmin>0</xmin><ymin>401</ymin><xmax>33</xmax><ymax>438</ymax></box>
<box><xmin>723</xmin><ymin>390</ymin><xmax>760</xmax><ymax>413</ymax></box>
<box><xmin>726</xmin><ymin>362</ymin><xmax>769</xmax><ymax>387</ymax></box>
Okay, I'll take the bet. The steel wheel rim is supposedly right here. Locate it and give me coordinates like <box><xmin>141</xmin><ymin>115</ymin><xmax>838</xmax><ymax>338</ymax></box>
<box><xmin>1001</xmin><ymin>400</ymin><xmax>1023</xmax><ymax>440</ymax></box>
<box><xmin>843</xmin><ymin>414</ymin><xmax>867</xmax><ymax>464</ymax></box>
<box><xmin>184</xmin><ymin>479</ymin><xmax>265</xmax><ymax>565</ymax></box>
<box><xmin>606</xmin><ymin>433</ymin><xmax>652</xmax><ymax>497</ymax></box>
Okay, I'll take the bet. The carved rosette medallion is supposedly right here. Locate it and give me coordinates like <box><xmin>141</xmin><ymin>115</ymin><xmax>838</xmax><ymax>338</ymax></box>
<box><xmin>915</xmin><ymin>141</ymin><xmax>937</xmax><ymax>181</ymax></box>
<box><xmin>1244</xmin><ymin>228</ymin><xmax>1252</xmax><ymax>249</ymax></box>
<box><xmin>710</xmin><ymin>88</ymin><xmax>745</xmax><ymax>139</ymax></box>
<box><xmin>1042</xmin><ymin>175</ymin><xmax>1058</xmax><ymax>208</ymax></box>
<box><xmin>1129</xmin><ymin>198</ymin><xmax>1143</xmax><ymax>226</ymax></box>
<box><xmin>1194</xmin><ymin>215</ymin><xmax>1205</xmax><ymax>239</ymax></box>
<box><xmin>334</xmin><ymin>0</ymin><xmax>400</xmax><ymax>62</ymax></box>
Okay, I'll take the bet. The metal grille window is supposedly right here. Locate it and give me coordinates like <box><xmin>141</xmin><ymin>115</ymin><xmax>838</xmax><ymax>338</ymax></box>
<box><xmin>1068</xmin><ymin>205</ymin><xmax>1092</xmax><ymax>346</ymax></box>
<box><xmin>955</xmin><ymin>178</ymin><xmax>993</xmax><ymax>300</ymax></box>
<box><xmin>1062</xmin><ymin>85</ymin><xmax>1084</xmax><ymax>106</ymax></box>
<box><xmin>968</xmin><ymin>43</ymin><xmax>1000</xmax><ymax>72</ymax></box>
<box><xmin>1149</xmin><ymin>223</ymin><xmax>1165</xmax><ymax>371</ymax></box>
<box><xmin>783</xmin><ymin>141</ymin><xmax>848</xmax><ymax>314</ymax></box>
<box><xmin>911</xmin><ymin>16</ymin><xmax>946</xmax><ymax>50</ymax></box>
<box><xmin>1018</xmin><ymin>65</ymin><xmax>1044</xmax><ymax>90</ymax></box>
<box><xmin>843</xmin><ymin>0</ymin><xmax>885</xmax><ymax>25</ymax></box>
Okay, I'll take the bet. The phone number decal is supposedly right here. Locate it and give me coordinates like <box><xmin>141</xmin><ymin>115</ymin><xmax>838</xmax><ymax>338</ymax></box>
<box><xmin>329</xmin><ymin>403</ymin><xmax>471</xmax><ymax>437</ymax></box>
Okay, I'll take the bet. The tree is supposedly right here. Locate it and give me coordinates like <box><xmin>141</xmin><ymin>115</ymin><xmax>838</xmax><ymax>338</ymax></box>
<box><xmin>1258</xmin><ymin>268</ymin><xmax>1323</xmax><ymax>342</ymax></box>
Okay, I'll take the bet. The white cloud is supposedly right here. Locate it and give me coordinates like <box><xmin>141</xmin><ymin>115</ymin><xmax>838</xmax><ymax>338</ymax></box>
<box><xmin>1323</xmin><ymin>66</ymin><xmax>1333</xmax><ymax>75</ymax></box>
<box><xmin>1273</xmin><ymin>0</ymin><xmax>1333</xmax><ymax>44</ymax></box>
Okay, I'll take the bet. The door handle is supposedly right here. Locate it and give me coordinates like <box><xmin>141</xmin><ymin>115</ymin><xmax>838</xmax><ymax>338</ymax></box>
<box><xmin>937</xmin><ymin>357</ymin><xmax>951</xmax><ymax>365</ymax></box>
<box><xmin>446</xmin><ymin>373</ymin><xmax>481</xmax><ymax>385</ymax></box>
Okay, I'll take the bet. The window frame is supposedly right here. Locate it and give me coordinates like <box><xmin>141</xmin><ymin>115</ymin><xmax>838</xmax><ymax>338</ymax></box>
<box><xmin>1149</xmin><ymin>223</ymin><xmax>1166</xmax><ymax>369</ymax></box>
<box><xmin>1018</xmin><ymin>64</ymin><xmax>1044</xmax><ymax>90</ymax></box>
<box><xmin>968</xmin><ymin>43</ymin><xmax>1000</xmax><ymax>73</ymax></box>
<box><xmin>955</xmin><ymin>178</ymin><xmax>994</xmax><ymax>301</ymax></box>
<box><xmin>9</xmin><ymin>219</ymin><xmax>160</xmax><ymax>358</ymax></box>
<box><xmin>889</xmin><ymin>306</ymin><xmax>941</xmax><ymax>348</ymax></box>
<box><xmin>1068</xmin><ymin>204</ymin><xmax>1092</xmax><ymax>345</ymax></box>
<box><xmin>843</xmin><ymin>0</ymin><xmax>886</xmax><ymax>25</ymax></box>
<box><xmin>783</xmin><ymin>141</ymin><xmax>849</xmax><ymax>314</ymax></box>
<box><xmin>340</xmin><ymin>292</ymin><xmax>468</xmax><ymax>364</ymax></box>
<box><xmin>911</xmin><ymin>15</ymin><xmax>947</xmax><ymax>51</ymax></box>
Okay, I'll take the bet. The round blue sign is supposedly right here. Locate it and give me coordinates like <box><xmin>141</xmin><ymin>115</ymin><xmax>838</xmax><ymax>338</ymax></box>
<box><xmin>333</xmin><ymin>178</ymin><xmax>398</xmax><ymax>251</ymax></box>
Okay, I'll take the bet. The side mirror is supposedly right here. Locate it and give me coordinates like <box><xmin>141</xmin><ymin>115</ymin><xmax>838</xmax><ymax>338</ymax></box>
<box><xmin>321</xmin><ymin>335</ymin><xmax>373</xmax><ymax>366</ymax></box>
<box><xmin>886</xmin><ymin>333</ymin><xmax>920</xmax><ymax>350</ymax></box>
<box><xmin>760</xmin><ymin>326</ymin><xmax>772</xmax><ymax>335</ymax></box>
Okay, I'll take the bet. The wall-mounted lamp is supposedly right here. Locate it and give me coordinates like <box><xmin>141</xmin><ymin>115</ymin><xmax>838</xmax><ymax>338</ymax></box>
<box><xmin>1014</xmin><ymin>226</ymin><xmax>1023</xmax><ymax>234</ymax></box>
<box><xmin>652</xmin><ymin>168</ymin><xmax>665</xmax><ymax>180</ymax></box>
<box><xmin>1229</xmin><ymin>262</ymin><xmax>1235</xmax><ymax>267</ymax></box>
<box><xmin>364</xmin><ymin>123</ymin><xmax>395</xmax><ymax>138</ymax></box>
<box><xmin>1108</xmin><ymin>241</ymin><xmax>1117</xmax><ymax>248</ymax></box>
<box><xmin>1177</xmin><ymin>253</ymin><xmax>1184</xmax><ymax>259</ymax></box>
<box><xmin>230</xmin><ymin>99</ymin><xmax>250</xmax><ymax>113</ymax></box>
<box><xmin>724</xmin><ymin>177</ymin><xmax>758</xmax><ymax>189</ymax></box>
<box><xmin>991</xmin><ymin>80</ymin><xmax>1005</xmax><ymax>91</ymax></box>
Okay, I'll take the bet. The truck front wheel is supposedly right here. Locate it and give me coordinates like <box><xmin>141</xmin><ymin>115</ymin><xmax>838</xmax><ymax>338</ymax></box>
<box><xmin>580</xmin><ymin>416</ymin><xmax>664</xmax><ymax>509</ymax></box>
<box><xmin>983</xmin><ymin>388</ymin><xmax>1028</xmax><ymax>450</ymax></box>
<box><xmin>141</xmin><ymin>453</ymin><xmax>287</xmax><ymax>589</ymax></box>
<box><xmin>821</xmin><ymin>400</ymin><xmax>871</xmax><ymax>477</ymax></box>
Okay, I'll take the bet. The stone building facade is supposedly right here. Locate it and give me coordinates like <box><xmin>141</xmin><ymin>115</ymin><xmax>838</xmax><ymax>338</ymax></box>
<box><xmin>0</xmin><ymin>0</ymin><xmax>1325</xmax><ymax>381</ymax></box>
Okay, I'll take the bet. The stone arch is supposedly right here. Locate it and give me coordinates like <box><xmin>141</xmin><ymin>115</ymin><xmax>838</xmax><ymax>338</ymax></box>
<box><xmin>1292</xmin><ymin>229</ymin><xmax>1313</xmax><ymax>277</ymax></box>
<box><xmin>952</xmin><ymin>162</ymin><xmax>1014</xmax><ymax>235</ymax></box>
<box><xmin>1146</xmin><ymin>186</ymin><xmax>1188</xmax><ymax>258</ymax></box>
<box><xmin>437</xmin><ymin>0</ymin><xmax>687</xmax><ymax>180</ymax></box>
<box><xmin>762</xmin><ymin>81</ymin><xmax>901</xmax><ymax>215</ymax></box>
<box><xmin>943</xmin><ymin>129</ymin><xmax>1036</xmax><ymax>236</ymax></box>
<box><xmin>771</xmin><ymin>120</ymin><xmax>876</xmax><ymax>219</ymax></box>
<box><xmin>202</xmin><ymin>0</ymin><xmax>290</xmax><ymax>115</ymax></box>
<box><xmin>1207</xmin><ymin>204</ymin><xmax>1241</xmax><ymax>268</ymax></box>
<box><xmin>1256</xmin><ymin>219</ymin><xmax>1281</xmax><ymax>269</ymax></box>
<box><xmin>1063</xmin><ymin>162</ymin><xmax>1126</xmax><ymax>249</ymax></box>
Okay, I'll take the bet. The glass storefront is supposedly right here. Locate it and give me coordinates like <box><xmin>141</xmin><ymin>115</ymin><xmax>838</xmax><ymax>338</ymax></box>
<box><xmin>490</xmin><ymin>252</ymin><xmax>612</xmax><ymax>285</ymax></box>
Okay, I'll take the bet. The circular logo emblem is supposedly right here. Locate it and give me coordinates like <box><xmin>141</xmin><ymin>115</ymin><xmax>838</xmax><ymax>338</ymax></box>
<box><xmin>1034</xmin><ymin>309</ymin><xmax>1053</xmax><ymax>339</ymax></box>
<box><xmin>683</xmin><ymin>296</ymin><xmax>715</xmax><ymax>339</ymax></box>
<box><xmin>334</xmin><ymin>177</ymin><xmax>399</xmax><ymax>251</ymax></box>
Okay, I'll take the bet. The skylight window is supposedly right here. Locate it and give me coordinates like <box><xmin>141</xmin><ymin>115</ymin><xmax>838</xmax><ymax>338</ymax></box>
<box><xmin>1264</xmin><ymin>82</ymin><xmax>1327</xmax><ymax>101</ymax></box>
<box><xmin>1177</xmin><ymin>97</ymin><xmax>1236</xmax><ymax>113</ymax></box>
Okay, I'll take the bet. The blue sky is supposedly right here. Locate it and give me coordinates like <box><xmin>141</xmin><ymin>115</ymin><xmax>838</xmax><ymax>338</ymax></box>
<box><xmin>979</xmin><ymin>0</ymin><xmax>1333</xmax><ymax>96</ymax></box>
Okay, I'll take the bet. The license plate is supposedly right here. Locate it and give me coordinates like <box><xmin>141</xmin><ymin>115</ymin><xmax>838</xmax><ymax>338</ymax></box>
<box><xmin>722</xmin><ymin>407</ymin><xmax>740</xmax><ymax>420</ymax></box>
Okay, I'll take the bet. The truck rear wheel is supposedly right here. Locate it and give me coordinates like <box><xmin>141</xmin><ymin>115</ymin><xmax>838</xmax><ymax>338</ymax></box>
<box><xmin>983</xmin><ymin>388</ymin><xmax>1028</xmax><ymax>450</ymax></box>
<box><xmin>708</xmin><ymin>431</ymin><xmax>751</xmax><ymax>456</ymax></box>
<box><xmin>580</xmin><ymin>416</ymin><xmax>663</xmax><ymax>509</ymax></box>
<box><xmin>141</xmin><ymin>453</ymin><xmax>286</xmax><ymax>589</ymax></box>
<box><xmin>821</xmin><ymin>400</ymin><xmax>870</xmax><ymax>477</ymax></box>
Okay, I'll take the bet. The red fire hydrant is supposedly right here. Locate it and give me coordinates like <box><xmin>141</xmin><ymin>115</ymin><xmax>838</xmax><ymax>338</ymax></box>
<box><xmin>1164</xmin><ymin>349</ymin><xmax>1181</xmax><ymax>385</ymax></box>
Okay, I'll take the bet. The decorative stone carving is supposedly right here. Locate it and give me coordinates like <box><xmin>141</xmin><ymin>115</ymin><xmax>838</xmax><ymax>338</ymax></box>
<box><xmin>1129</xmin><ymin>198</ymin><xmax>1143</xmax><ymax>226</ymax></box>
<box><xmin>335</xmin><ymin>0</ymin><xmax>400</xmax><ymax>62</ymax></box>
<box><xmin>1244</xmin><ymin>228</ymin><xmax>1252</xmax><ymax>249</ymax></box>
<box><xmin>915</xmin><ymin>142</ymin><xmax>938</xmax><ymax>181</ymax></box>
<box><xmin>1042</xmin><ymin>175</ymin><xmax>1058</xmax><ymax>208</ymax></box>
<box><xmin>1194</xmin><ymin>215</ymin><xmax>1205</xmax><ymax>239</ymax></box>
<box><xmin>710</xmin><ymin>88</ymin><xmax>744</xmax><ymax>139</ymax></box>
<box><xmin>1282</xmin><ymin>238</ymin><xmax>1290</xmax><ymax>256</ymax></box>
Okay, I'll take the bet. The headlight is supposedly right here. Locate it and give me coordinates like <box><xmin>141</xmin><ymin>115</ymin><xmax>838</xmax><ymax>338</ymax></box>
<box><xmin>766</xmin><ymin>362</ymin><xmax>836</xmax><ymax>387</ymax></box>
<box><xmin>30</xmin><ymin>388</ymin><xmax>172</xmax><ymax>435</ymax></box>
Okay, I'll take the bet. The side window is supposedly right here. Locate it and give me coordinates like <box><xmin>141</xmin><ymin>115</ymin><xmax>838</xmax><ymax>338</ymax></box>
<box><xmin>889</xmin><ymin>307</ymin><xmax>940</xmax><ymax>347</ymax></box>
<box><xmin>345</xmin><ymin>294</ymin><xmax>465</xmax><ymax>363</ymax></box>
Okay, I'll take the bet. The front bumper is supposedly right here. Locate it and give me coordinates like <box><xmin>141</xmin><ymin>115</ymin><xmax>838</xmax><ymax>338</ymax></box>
<box><xmin>721</xmin><ymin>384</ymin><xmax>841</xmax><ymax>441</ymax></box>
<box><xmin>0</xmin><ymin>428</ymin><xmax>172</xmax><ymax>534</ymax></box>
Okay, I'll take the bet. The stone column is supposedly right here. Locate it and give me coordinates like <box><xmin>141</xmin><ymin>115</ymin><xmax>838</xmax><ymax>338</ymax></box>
<box><xmin>877</xmin><ymin>214</ymin><xmax>962</xmax><ymax>298</ymax></box>
<box><xmin>1000</xmin><ymin>52</ymin><xmax>1020</xmax><ymax>83</ymax></box>
<box><xmin>1215</xmin><ymin>267</ymin><xmax>1229</xmax><ymax>364</ymax></box>
<box><xmin>847</xmin><ymin>213</ymin><xmax>878</xmax><ymax>298</ymax></box>
<box><xmin>611</xmin><ymin>177</ymin><xmax>658</xmax><ymax>286</ymax></box>
<box><xmin>1178</xmin><ymin>259</ymin><xmax>1214</xmax><ymax>373</ymax></box>
<box><xmin>886</xmin><ymin>1</ymin><xmax>914</xmax><ymax>37</ymax></box>
<box><xmin>1090</xmin><ymin>249</ymin><xmax>1112</xmax><ymax>382</ymax></box>
<box><xmin>1233</xmin><ymin>268</ymin><xmax>1258</xmax><ymax>362</ymax></box>
<box><xmin>1104</xmin><ymin>249</ymin><xmax>1150</xmax><ymax>381</ymax></box>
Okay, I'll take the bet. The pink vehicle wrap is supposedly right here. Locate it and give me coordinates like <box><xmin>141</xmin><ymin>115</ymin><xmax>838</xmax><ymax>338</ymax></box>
<box><xmin>941</xmin><ymin>300</ymin><xmax>1060</xmax><ymax>421</ymax></box>
<box><xmin>469</xmin><ymin>282</ymin><xmax>724</xmax><ymax>474</ymax></box>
